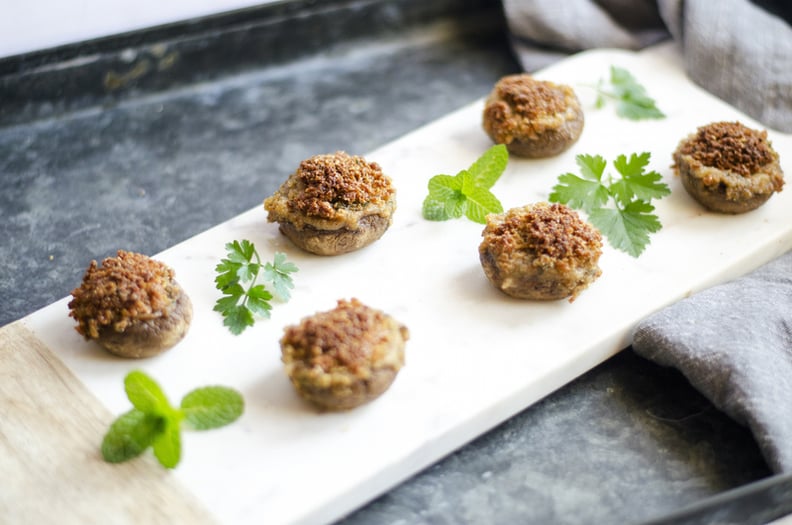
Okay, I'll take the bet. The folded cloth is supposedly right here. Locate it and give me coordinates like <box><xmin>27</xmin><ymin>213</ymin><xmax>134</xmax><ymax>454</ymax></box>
<box><xmin>632</xmin><ymin>251</ymin><xmax>792</xmax><ymax>473</ymax></box>
<box><xmin>501</xmin><ymin>0</ymin><xmax>792</xmax><ymax>133</ymax></box>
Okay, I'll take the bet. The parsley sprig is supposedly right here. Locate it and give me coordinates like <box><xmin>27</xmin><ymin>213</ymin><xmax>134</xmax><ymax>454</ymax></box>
<box><xmin>550</xmin><ymin>152</ymin><xmax>670</xmax><ymax>257</ymax></box>
<box><xmin>101</xmin><ymin>370</ymin><xmax>244</xmax><ymax>469</ymax></box>
<box><xmin>214</xmin><ymin>240</ymin><xmax>298</xmax><ymax>335</ymax></box>
<box><xmin>593</xmin><ymin>66</ymin><xmax>665</xmax><ymax>120</ymax></box>
<box><xmin>422</xmin><ymin>144</ymin><xmax>508</xmax><ymax>224</ymax></box>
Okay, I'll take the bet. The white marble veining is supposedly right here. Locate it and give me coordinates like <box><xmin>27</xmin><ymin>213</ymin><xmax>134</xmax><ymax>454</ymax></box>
<box><xmin>23</xmin><ymin>44</ymin><xmax>792</xmax><ymax>524</ymax></box>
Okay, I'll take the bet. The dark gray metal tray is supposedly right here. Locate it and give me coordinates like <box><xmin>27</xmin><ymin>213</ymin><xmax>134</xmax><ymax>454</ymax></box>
<box><xmin>0</xmin><ymin>0</ymin><xmax>786</xmax><ymax>523</ymax></box>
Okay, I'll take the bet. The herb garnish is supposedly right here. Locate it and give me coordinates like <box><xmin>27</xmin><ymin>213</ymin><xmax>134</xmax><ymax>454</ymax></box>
<box><xmin>549</xmin><ymin>152</ymin><xmax>670</xmax><ymax>257</ymax></box>
<box><xmin>214</xmin><ymin>240</ymin><xmax>298</xmax><ymax>335</ymax></box>
<box><xmin>101</xmin><ymin>370</ymin><xmax>244</xmax><ymax>469</ymax></box>
<box><xmin>593</xmin><ymin>66</ymin><xmax>665</xmax><ymax>120</ymax></box>
<box><xmin>422</xmin><ymin>144</ymin><xmax>508</xmax><ymax>224</ymax></box>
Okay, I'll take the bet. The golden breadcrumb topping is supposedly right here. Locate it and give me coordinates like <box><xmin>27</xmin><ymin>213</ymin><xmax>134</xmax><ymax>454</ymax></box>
<box><xmin>483</xmin><ymin>203</ymin><xmax>602</xmax><ymax>269</ymax></box>
<box><xmin>68</xmin><ymin>250</ymin><xmax>179</xmax><ymax>338</ymax></box>
<box><xmin>490</xmin><ymin>74</ymin><xmax>567</xmax><ymax>119</ymax></box>
<box><xmin>266</xmin><ymin>152</ymin><xmax>395</xmax><ymax>221</ymax></box>
<box><xmin>678</xmin><ymin>121</ymin><xmax>775</xmax><ymax>177</ymax></box>
<box><xmin>482</xmin><ymin>74</ymin><xmax>580</xmax><ymax>145</ymax></box>
<box><xmin>281</xmin><ymin>298</ymin><xmax>408</xmax><ymax>375</ymax></box>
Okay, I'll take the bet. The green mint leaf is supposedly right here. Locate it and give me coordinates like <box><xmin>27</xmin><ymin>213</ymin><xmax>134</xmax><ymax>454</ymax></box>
<box><xmin>222</xmin><ymin>305</ymin><xmax>255</xmax><ymax>335</ymax></box>
<box><xmin>549</xmin><ymin>173</ymin><xmax>608</xmax><ymax>213</ymax></box>
<box><xmin>181</xmin><ymin>386</ymin><xmax>245</xmax><ymax>431</ymax></box>
<box><xmin>152</xmin><ymin>419</ymin><xmax>182</xmax><ymax>469</ymax></box>
<box><xmin>245</xmin><ymin>285</ymin><xmax>273</xmax><ymax>318</ymax></box>
<box><xmin>423</xmin><ymin>148</ymin><xmax>508</xmax><ymax>224</ymax></box>
<box><xmin>468</xmin><ymin>144</ymin><xmax>508</xmax><ymax>189</ymax></box>
<box><xmin>422</xmin><ymin>196</ymin><xmax>451</xmax><ymax>221</ymax></box>
<box><xmin>426</xmin><ymin>173</ymin><xmax>466</xmax><ymax>219</ymax></box>
<box><xmin>464</xmin><ymin>186</ymin><xmax>503</xmax><ymax>224</ymax></box>
<box><xmin>101</xmin><ymin>409</ymin><xmax>163</xmax><ymax>464</ymax></box>
<box><xmin>103</xmin><ymin>374</ymin><xmax>245</xmax><ymax>469</ymax></box>
<box><xmin>262</xmin><ymin>252</ymin><xmax>298</xmax><ymax>300</ymax></box>
<box><xmin>427</xmin><ymin>173</ymin><xmax>462</xmax><ymax>196</ymax></box>
<box><xmin>124</xmin><ymin>370</ymin><xmax>172</xmax><ymax>417</ymax></box>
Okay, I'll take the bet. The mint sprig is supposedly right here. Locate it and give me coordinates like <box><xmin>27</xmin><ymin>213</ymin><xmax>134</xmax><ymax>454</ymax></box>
<box><xmin>593</xmin><ymin>66</ymin><xmax>665</xmax><ymax>120</ymax></box>
<box><xmin>101</xmin><ymin>370</ymin><xmax>244</xmax><ymax>469</ymax></box>
<box><xmin>214</xmin><ymin>240</ymin><xmax>298</xmax><ymax>335</ymax></box>
<box><xmin>422</xmin><ymin>144</ymin><xmax>508</xmax><ymax>224</ymax></box>
<box><xmin>549</xmin><ymin>152</ymin><xmax>670</xmax><ymax>257</ymax></box>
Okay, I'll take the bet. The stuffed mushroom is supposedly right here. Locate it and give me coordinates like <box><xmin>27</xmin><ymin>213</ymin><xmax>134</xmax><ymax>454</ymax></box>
<box><xmin>264</xmin><ymin>152</ymin><xmax>396</xmax><ymax>255</ymax></box>
<box><xmin>68</xmin><ymin>250</ymin><xmax>192</xmax><ymax>358</ymax></box>
<box><xmin>482</xmin><ymin>74</ymin><xmax>584</xmax><ymax>158</ymax></box>
<box><xmin>673</xmin><ymin>121</ymin><xmax>784</xmax><ymax>214</ymax></box>
<box><xmin>280</xmin><ymin>298</ymin><xmax>408</xmax><ymax>411</ymax></box>
<box><xmin>479</xmin><ymin>203</ymin><xmax>602</xmax><ymax>302</ymax></box>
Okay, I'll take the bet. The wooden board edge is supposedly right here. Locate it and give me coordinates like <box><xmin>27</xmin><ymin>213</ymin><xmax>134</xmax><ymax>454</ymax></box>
<box><xmin>0</xmin><ymin>321</ymin><xmax>216</xmax><ymax>525</ymax></box>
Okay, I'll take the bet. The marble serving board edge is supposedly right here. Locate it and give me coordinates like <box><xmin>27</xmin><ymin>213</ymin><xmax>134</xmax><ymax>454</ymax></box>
<box><xmin>13</xmin><ymin>43</ymin><xmax>792</xmax><ymax>525</ymax></box>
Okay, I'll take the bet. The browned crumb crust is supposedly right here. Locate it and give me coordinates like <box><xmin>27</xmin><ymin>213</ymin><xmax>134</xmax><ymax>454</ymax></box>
<box><xmin>263</xmin><ymin>152</ymin><xmax>396</xmax><ymax>255</ymax></box>
<box><xmin>68</xmin><ymin>250</ymin><xmax>192</xmax><ymax>357</ymax></box>
<box><xmin>482</xmin><ymin>74</ymin><xmax>584</xmax><ymax>158</ymax></box>
<box><xmin>479</xmin><ymin>203</ymin><xmax>602</xmax><ymax>301</ymax></box>
<box><xmin>673</xmin><ymin>121</ymin><xmax>784</xmax><ymax>213</ymax></box>
<box><xmin>280</xmin><ymin>298</ymin><xmax>408</xmax><ymax>411</ymax></box>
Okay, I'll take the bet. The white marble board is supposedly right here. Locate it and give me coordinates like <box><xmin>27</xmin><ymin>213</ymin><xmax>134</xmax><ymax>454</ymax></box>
<box><xmin>22</xmin><ymin>44</ymin><xmax>792</xmax><ymax>524</ymax></box>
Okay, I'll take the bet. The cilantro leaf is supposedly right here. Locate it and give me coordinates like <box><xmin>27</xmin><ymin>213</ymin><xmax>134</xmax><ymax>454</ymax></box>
<box><xmin>549</xmin><ymin>152</ymin><xmax>669</xmax><ymax>257</ymax></box>
<box><xmin>423</xmin><ymin>145</ymin><xmax>508</xmax><ymax>224</ymax></box>
<box><xmin>550</xmin><ymin>173</ymin><xmax>608</xmax><ymax>213</ymax></box>
<box><xmin>588</xmin><ymin>202</ymin><xmax>658</xmax><ymax>258</ymax></box>
<box><xmin>214</xmin><ymin>241</ymin><xmax>297</xmax><ymax>335</ymax></box>
<box><xmin>576</xmin><ymin>154</ymin><xmax>607</xmax><ymax>182</ymax></box>
<box><xmin>222</xmin><ymin>304</ymin><xmax>255</xmax><ymax>335</ymax></box>
<box><xmin>262</xmin><ymin>252</ymin><xmax>298</xmax><ymax>300</ymax></box>
<box><xmin>245</xmin><ymin>285</ymin><xmax>273</xmax><ymax>318</ymax></box>
<box><xmin>181</xmin><ymin>386</ymin><xmax>245</xmax><ymax>431</ymax></box>
<box><xmin>611</xmin><ymin>153</ymin><xmax>671</xmax><ymax>204</ymax></box>
<box><xmin>101</xmin><ymin>371</ymin><xmax>244</xmax><ymax>469</ymax></box>
<box><xmin>593</xmin><ymin>66</ymin><xmax>665</xmax><ymax>120</ymax></box>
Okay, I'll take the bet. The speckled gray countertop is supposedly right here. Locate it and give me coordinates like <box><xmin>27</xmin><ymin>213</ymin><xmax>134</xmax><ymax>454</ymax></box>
<box><xmin>0</xmin><ymin>0</ymin><xmax>783</xmax><ymax>523</ymax></box>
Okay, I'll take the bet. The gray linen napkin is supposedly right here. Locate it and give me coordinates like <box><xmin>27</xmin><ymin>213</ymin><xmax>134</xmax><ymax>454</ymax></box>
<box><xmin>631</xmin><ymin>252</ymin><xmax>792</xmax><ymax>473</ymax></box>
<box><xmin>501</xmin><ymin>0</ymin><xmax>792</xmax><ymax>133</ymax></box>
